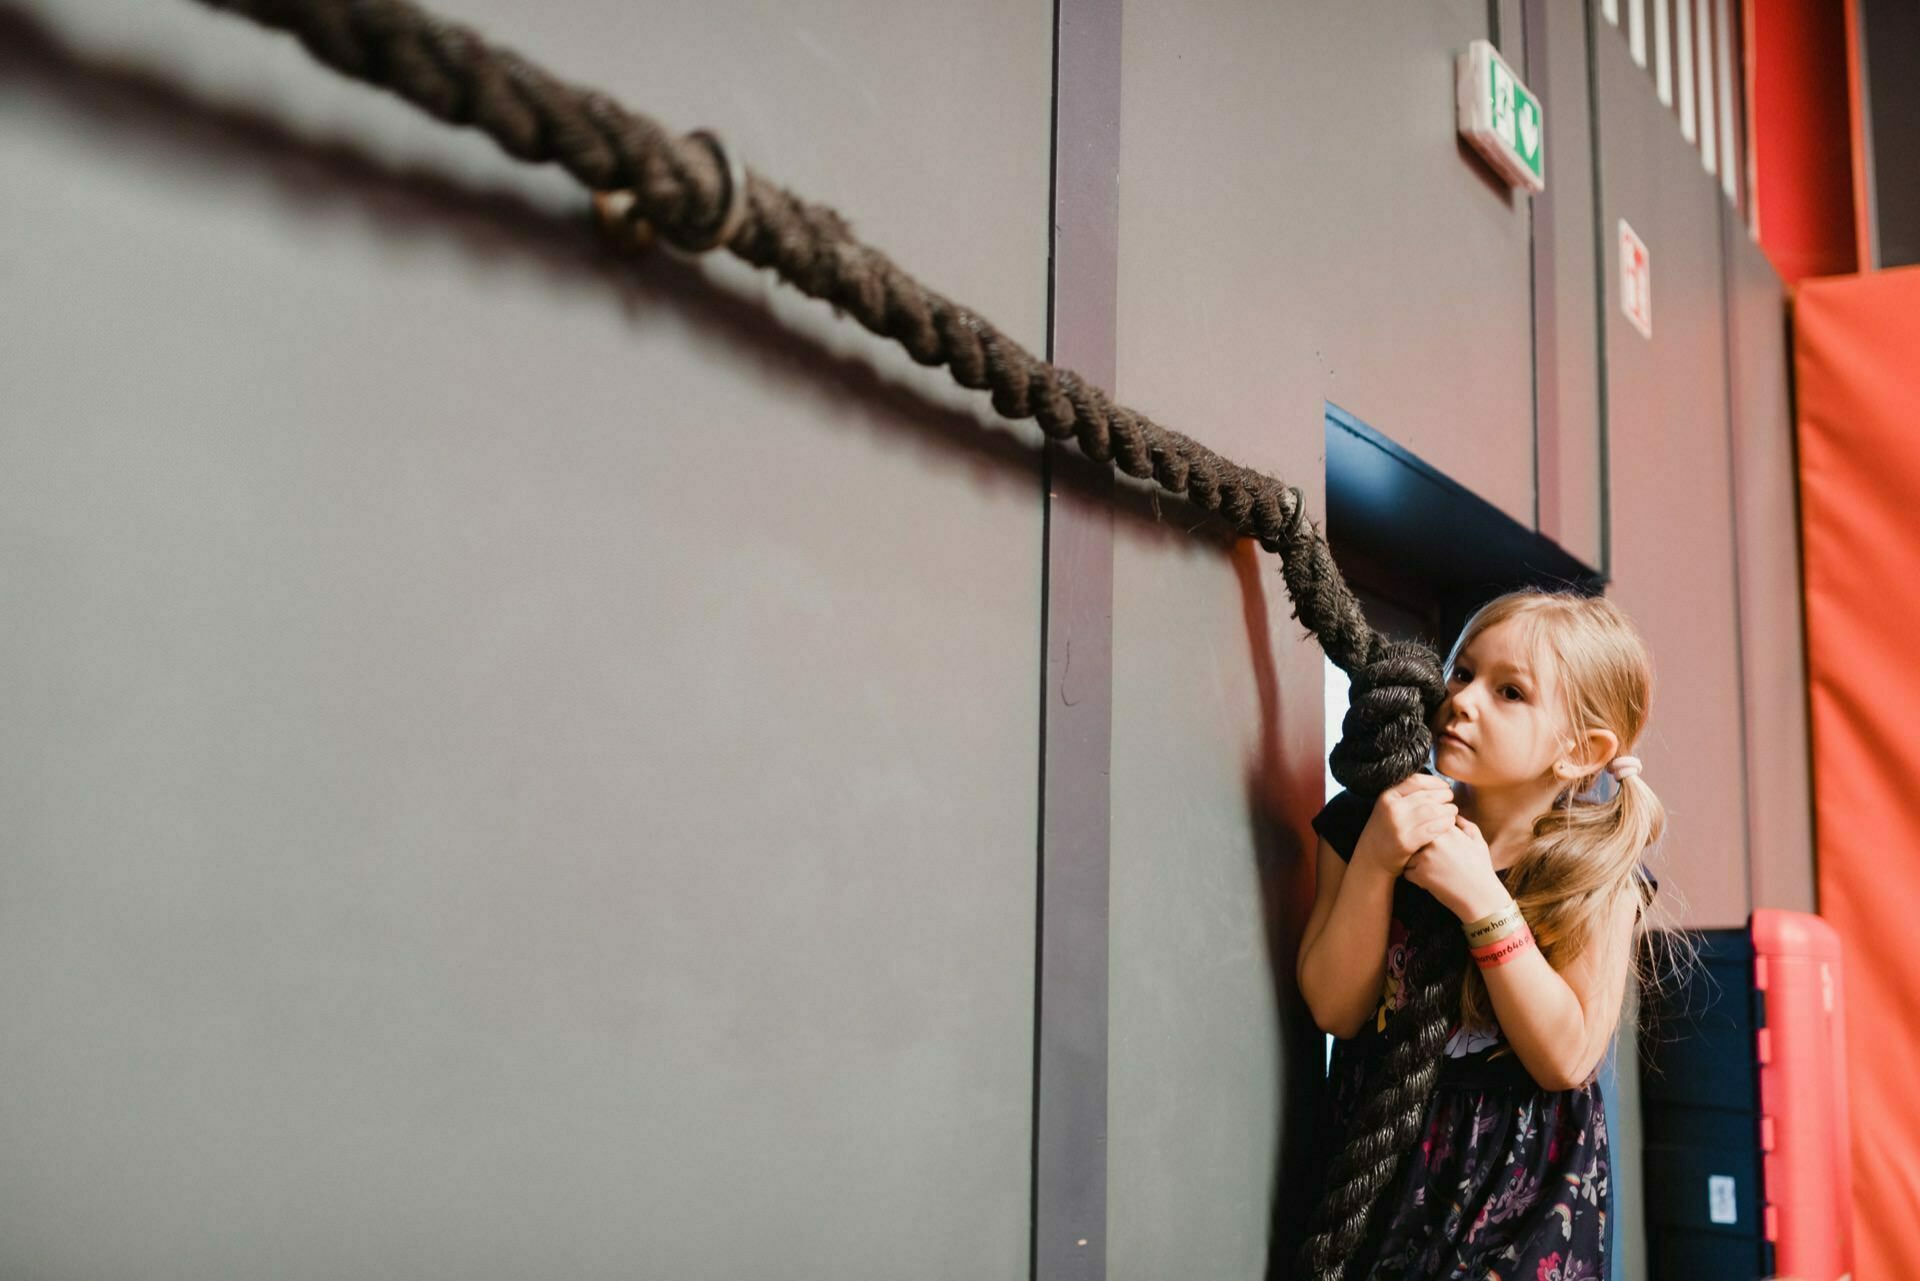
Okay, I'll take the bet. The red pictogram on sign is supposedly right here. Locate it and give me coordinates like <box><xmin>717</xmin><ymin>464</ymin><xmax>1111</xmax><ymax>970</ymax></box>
<box><xmin>1620</xmin><ymin>219</ymin><xmax>1652</xmax><ymax>339</ymax></box>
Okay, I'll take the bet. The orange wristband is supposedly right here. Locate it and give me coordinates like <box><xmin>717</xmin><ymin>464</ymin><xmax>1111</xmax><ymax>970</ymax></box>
<box><xmin>1470</xmin><ymin>922</ymin><xmax>1534</xmax><ymax>967</ymax></box>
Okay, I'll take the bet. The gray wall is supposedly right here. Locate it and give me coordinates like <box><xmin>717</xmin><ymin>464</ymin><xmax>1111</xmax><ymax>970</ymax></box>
<box><xmin>1592</xmin><ymin>12</ymin><xmax>1761</xmax><ymax>932</ymax></box>
<box><xmin>1724</xmin><ymin>200</ymin><xmax>1817</xmax><ymax>917</ymax></box>
<box><xmin>1532</xmin><ymin>0</ymin><xmax>1607</xmax><ymax>569</ymax></box>
<box><xmin>3</xmin><ymin>1</ymin><xmax>1051</xmax><ymax>1277</ymax></box>
<box><xmin>0</xmin><ymin>0</ymin><xmax>1810</xmax><ymax>1278</ymax></box>
<box><xmin>1106</xmin><ymin>4</ymin><xmax>1536</xmax><ymax>1276</ymax></box>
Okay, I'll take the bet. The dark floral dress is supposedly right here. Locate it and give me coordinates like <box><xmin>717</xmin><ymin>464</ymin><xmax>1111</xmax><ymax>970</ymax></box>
<box><xmin>1306</xmin><ymin>787</ymin><xmax>1659</xmax><ymax>1281</ymax></box>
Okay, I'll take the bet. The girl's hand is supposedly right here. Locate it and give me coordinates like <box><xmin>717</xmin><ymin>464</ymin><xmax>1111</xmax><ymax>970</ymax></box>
<box><xmin>1403</xmin><ymin>816</ymin><xmax>1510</xmax><ymax>921</ymax></box>
<box><xmin>1353</xmin><ymin>774</ymin><xmax>1458</xmax><ymax>878</ymax></box>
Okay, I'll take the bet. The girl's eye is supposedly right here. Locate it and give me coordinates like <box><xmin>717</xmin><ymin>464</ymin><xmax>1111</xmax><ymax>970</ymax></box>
<box><xmin>1503</xmin><ymin>686</ymin><xmax>1524</xmax><ymax>702</ymax></box>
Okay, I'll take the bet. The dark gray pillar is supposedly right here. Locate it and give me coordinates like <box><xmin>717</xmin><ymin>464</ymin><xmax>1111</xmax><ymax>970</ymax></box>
<box><xmin>1033</xmin><ymin>0</ymin><xmax>1121</xmax><ymax>1277</ymax></box>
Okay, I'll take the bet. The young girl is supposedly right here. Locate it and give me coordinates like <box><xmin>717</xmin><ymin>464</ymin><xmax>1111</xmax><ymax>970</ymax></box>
<box><xmin>1294</xmin><ymin>588</ymin><xmax>1672</xmax><ymax>1280</ymax></box>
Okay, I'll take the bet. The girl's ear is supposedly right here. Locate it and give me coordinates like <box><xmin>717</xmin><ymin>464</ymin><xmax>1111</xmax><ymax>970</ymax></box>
<box><xmin>1589</xmin><ymin>727</ymin><xmax>1622</xmax><ymax>769</ymax></box>
<box><xmin>1553</xmin><ymin>727</ymin><xmax>1621</xmax><ymax>779</ymax></box>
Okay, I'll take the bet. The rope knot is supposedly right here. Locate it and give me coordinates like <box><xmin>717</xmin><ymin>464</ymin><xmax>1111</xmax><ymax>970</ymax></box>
<box><xmin>1327</xmin><ymin>637</ymin><xmax>1447</xmax><ymax>796</ymax></box>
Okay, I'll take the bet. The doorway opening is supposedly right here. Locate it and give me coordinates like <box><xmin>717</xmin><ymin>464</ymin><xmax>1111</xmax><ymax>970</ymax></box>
<box><xmin>1316</xmin><ymin>400</ymin><xmax>1604</xmax><ymax>1072</ymax></box>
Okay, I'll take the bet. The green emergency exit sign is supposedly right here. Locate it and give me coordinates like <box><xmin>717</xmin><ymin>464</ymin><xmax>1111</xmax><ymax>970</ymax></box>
<box><xmin>1456</xmin><ymin>40</ymin><xmax>1545</xmax><ymax>194</ymax></box>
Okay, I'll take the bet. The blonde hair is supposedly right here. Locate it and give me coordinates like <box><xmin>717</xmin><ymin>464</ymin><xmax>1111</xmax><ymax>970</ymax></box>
<box><xmin>1444</xmin><ymin>589</ymin><xmax>1693</xmax><ymax>1047</ymax></box>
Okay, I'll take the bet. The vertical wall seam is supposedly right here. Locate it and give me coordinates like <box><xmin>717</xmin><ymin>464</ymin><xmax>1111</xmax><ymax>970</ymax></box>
<box><xmin>1850</xmin><ymin>0</ymin><xmax>1881</xmax><ymax>268</ymax></box>
<box><xmin>1719</xmin><ymin>207</ymin><xmax>1757</xmax><ymax>915</ymax></box>
<box><xmin>1035</xmin><ymin>0</ymin><xmax>1121</xmax><ymax>1276</ymax></box>
<box><xmin>1029</xmin><ymin>0</ymin><xmax>1062</xmax><ymax>1270</ymax></box>
<box><xmin>1780</xmin><ymin>302</ymin><xmax>1821</xmax><ymax>915</ymax></box>
<box><xmin>1585</xmin><ymin>0</ymin><xmax>1615</xmax><ymax>581</ymax></box>
<box><xmin>1527</xmin><ymin>17</ymin><xmax>1542</xmax><ymax>537</ymax></box>
<box><xmin>1523</xmin><ymin>0</ymin><xmax>1549</xmax><ymax>539</ymax></box>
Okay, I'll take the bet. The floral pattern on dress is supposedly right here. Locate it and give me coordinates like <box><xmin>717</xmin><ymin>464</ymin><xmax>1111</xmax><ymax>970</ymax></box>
<box><xmin>1349</xmin><ymin>1075</ymin><xmax>1614</xmax><ymax>1280</ymax></box>
<box><xmin>1536</xmin><ymin>1251</ymin><xmax>1602</xmax><ymax>1280</ymax></box>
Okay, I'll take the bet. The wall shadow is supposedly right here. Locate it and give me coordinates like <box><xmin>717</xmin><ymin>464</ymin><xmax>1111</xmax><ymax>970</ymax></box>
<box><xmin>1226</xmin><ymin>537</ymin><xmax>1333</xmax><ymax>1278</ymax></box>
<box><xmin>0</xmin><ymin>3</ymin><xmax>1257</xmax><ymax>557</ymax></box>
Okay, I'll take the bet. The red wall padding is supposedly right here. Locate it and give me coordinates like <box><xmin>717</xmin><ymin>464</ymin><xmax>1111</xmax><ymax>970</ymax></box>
<box><xmin>1793</xmin><ymin>265</ymin><xmax>1920</xmax><ymax>1281</ymax></box>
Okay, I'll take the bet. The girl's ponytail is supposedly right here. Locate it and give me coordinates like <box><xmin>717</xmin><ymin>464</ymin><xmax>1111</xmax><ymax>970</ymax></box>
<box><xmin>1458</xmin><ymin>766</ymin><xmax>1667</xmax><ymax>1036</ymax></box>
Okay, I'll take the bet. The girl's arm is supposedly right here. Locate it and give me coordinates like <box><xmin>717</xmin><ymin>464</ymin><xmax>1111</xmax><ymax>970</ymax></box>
<box><xmin>1448</xmin><ymin>877</ymin><xmax>1639</xmax><ymax>1089</ymax></box>
<box><xmin>1295</xmin><ymin>837</ymin><xmax>1397</xmax><ymax>1039</ymax></box>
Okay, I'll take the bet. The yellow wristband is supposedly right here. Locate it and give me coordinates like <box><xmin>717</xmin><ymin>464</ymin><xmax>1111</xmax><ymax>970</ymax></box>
<box><xmin>1463</xmin><ymin>901</ymin><xmax>1523</xmax><ymax>945</ymax></box>
<box><xmin>1467</xmin><ymin>915</ymin><xmax>1526</xmax><ymax>949</ymax></box>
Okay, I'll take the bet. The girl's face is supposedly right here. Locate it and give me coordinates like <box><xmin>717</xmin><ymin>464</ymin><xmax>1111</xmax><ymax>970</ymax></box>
<box><xmin>1430</xmin><ymin>617</ymin><xmax>1571</xmax><ymax>788</ymax></box>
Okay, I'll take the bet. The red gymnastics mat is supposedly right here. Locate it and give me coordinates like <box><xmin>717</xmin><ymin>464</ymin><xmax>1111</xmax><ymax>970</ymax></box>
<box><xmin>1793</xmin><ymin>264</ymin><xmax>1920</xmax><ymax>1281</ymax></box>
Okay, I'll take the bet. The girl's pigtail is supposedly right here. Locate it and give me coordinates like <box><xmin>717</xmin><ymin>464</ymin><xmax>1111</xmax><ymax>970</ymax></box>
<box><xmin>1458</xmin><ymin>765</ymin><xmax>1669</xmax><ymax>1036</ymax></box>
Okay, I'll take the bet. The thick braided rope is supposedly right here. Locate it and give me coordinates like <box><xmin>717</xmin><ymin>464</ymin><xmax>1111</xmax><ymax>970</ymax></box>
<box><xmin>1294</xmin><ymin>895</ymin><xmax>1467</xmax><ymax>1280</ymax></box>
<box><xmin>190</xmin><ymin>0</ymin><xmax>1446</xmax><ymax>795</ymax></box>
<box><xmin>188</xmin><ymin>1</ymin><xmax>1464</xmax><ymax>1259</ymax></box>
